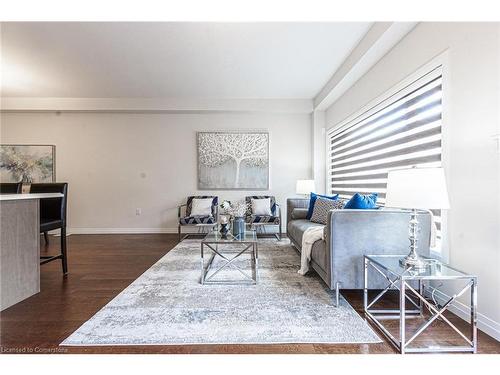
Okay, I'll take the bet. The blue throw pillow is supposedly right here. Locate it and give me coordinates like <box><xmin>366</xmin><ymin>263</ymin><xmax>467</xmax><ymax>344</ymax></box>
<box><xmin>344</xmin><ymin>193</ymin><xmax>378</xmax><ymax>209</ymax></box>
<box><xmin>306</xmin><ymin>192</ymin><xmax>339</xmax><ymax>219</ymax></box>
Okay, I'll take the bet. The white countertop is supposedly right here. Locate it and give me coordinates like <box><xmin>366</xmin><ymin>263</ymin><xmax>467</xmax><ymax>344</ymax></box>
<box><xmin>0</xmin><ymin>193</ymin><xmax>64</xmax><ymax>201</ymax></box>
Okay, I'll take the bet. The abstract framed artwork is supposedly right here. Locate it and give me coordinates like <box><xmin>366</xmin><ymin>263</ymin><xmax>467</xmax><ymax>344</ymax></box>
<box><xmin>0</xmin><ymin>144</ymin><xmax>56</xmax><ymax>183</ymax></box>
<box><xmin>197</xmin><ymin>131</ymin><xmax>269</xmax><ymax>190</ymax></box>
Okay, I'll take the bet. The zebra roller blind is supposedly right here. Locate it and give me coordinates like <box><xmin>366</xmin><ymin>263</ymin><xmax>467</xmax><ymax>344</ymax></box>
<box><xmin>328</xmin><ymin>68</ymin><xmax>443</xmax><ymax>247</ymax></box>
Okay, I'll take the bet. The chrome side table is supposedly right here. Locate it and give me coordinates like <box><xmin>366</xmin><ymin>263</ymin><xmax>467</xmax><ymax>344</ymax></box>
<box><xmin>364</xmin><ymin>255</ymin><xmax>477</xmax><ymax>354</ymax></box>
<box><xmin>201</xmin><ymin>230</ymin><xmax>258</xmax><ymax>285</ymax></box>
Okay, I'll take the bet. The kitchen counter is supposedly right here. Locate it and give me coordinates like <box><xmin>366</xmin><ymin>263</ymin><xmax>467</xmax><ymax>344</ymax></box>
<box><xmin>1</xmin><ymin>193</ymin><xmax>63</xmax><ymax>310</ymax></box>
<box><xmin>0</xmin><ymin>193</ymin><xmax>63</xmax><ymax>201</ymax></box>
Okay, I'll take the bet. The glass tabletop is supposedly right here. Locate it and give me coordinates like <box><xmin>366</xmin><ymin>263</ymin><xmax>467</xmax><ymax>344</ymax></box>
<box><xmin>202</xmin><ymin>229</ymin><xmax>257</xmax><ymax>243</ymax></box>
<box><xmin>366</xmin><ymin>255</ymin><xmax>475</xmax><ymax>279</ymax></box>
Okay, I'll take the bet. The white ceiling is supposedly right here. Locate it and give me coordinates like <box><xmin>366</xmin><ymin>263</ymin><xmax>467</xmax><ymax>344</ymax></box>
<box><xmin>1</xmin><ymin>22</ymin><xmax>372</xmax><ymax>98</ymax></box>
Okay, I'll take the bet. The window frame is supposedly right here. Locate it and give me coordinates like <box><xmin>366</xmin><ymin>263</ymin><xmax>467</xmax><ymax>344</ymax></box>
<box><xmin>325</xmin><ymin>53</ymin><xmax>450</xmax><ymax>261</ymax></box>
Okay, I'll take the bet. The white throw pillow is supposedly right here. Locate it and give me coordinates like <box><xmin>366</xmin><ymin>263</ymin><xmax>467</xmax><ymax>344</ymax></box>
<box><xmin>251</xmin><ymin>198</ymin><xmax>272</xmax><ymax>216</ymax></box>
<box><xmin>190</xmin><ymin>198</ymin><xmax>213</xmax><ymax>216</ymax></box>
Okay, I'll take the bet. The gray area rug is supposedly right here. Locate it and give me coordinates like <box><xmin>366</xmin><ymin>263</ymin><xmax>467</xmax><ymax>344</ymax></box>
<box><xmin>61</xmin><ymin>238</ymin><xmax>381</xmax><ymax>345</ymax></box>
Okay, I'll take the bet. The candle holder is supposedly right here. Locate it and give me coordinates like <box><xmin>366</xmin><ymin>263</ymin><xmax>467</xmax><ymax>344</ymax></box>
<box><xmin>219</xmin><ymin>222</ymin><xmax>229</xmax><ymax>238</ymax></box>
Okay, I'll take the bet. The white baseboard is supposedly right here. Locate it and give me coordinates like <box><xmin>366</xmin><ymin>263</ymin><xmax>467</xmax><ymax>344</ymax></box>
<box><xmin>428</xmin><ymin>286</ymin><xmax>500</xmax><ymax>342</ymax></box>
<box><xmin>67</xmin><ymin>226</ymin><xmax>283</xmax><ymax>235</ymax></box>
<box><xmin>68</xmin><ymin>227</ymin><xmax>179</xmax><ymax>234</ymax></box>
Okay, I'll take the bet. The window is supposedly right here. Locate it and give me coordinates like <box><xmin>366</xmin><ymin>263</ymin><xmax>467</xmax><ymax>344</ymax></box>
<box><xmin>327</xmin><ymin>67</ymin><xmax>444</xmax><ymax>250</ymax></box>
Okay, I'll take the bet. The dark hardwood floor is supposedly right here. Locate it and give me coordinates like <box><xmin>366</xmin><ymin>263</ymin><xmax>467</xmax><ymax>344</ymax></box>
<box><xmin>0</xmin><ymin>234</ymin><xmax>498</xmax><ymax>354</ymax></box>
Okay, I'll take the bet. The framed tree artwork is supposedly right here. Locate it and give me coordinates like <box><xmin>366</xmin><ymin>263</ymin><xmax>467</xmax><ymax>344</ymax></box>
<box><xmin>197</xmin><ymin>131</ymin><xmax>269</xmax><ymax>190</ymax></box>
<box><xmin>0</xmin><ymin>144</ymin><xmax>56</xmax><ymax>183</ymax></box>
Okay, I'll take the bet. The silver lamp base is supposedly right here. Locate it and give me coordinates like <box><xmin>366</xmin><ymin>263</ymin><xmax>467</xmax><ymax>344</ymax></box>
<box><xmin>399</xmin><ymin>254</ymin><xmax>428</xmax><ymax>270</ymax></box>
<box><xmin>400</xmin><ymin>208</ymin><xmax>429</xmax><ymax>270</ymax></box>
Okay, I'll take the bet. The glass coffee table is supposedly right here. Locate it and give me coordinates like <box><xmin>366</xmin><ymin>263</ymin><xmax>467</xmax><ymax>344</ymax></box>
<box><xmin>201</xmin><ymin>230</ymin><xmax>258</xmax><ymax>285</ymax></box>
<box><xmin>364</xmin><ymin>255</ymin><xmax>477</xmax><ymax>354</ymax></box>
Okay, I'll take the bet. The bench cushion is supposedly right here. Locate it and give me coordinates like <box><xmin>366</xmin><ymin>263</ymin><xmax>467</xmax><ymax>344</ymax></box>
<box><xmin>245</xmin><ymin>215</ymin><xmax>280</xmax><ymax>224</ymax></box>
<box><xmin>179</xmin><ymin>215</ymin><xmax>216</xmax><ymax>225</ymax></box>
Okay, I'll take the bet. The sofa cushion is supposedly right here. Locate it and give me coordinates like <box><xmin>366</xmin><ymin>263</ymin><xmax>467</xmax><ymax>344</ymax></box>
<box><xmin>291</xmin><ymin>208</ymin><xmax>308</xmax><ymax>220</ymax></box>
<box><xmin>306</xmin><ymin>192</ymin><xmax>339</xmax><ymax>219</ymax></box>
<box><xmin>287</xmin><ymin>219</ymin><xmax>324</xmax><ymax>248</ymax></box>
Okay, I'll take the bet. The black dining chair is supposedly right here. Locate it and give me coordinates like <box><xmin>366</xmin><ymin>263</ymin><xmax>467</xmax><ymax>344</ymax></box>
<box><xmin>0</xmin><ymin>182</ymin><xmax>23</xmax><ymax>194</ymax></box>
<box><xmin>30</xmin><ymin>183</ymin><xmax>69</xmax><ymax>275</ymax></box>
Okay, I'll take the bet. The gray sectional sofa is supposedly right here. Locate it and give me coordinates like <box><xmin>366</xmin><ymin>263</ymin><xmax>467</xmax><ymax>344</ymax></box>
<box><xmin>286</xmin><ymin>198</ymin><xmax>432</xmax><ymax>306</ymax></box>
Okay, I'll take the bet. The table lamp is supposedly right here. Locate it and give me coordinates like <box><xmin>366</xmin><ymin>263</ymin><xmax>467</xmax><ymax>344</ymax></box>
<box><xmin>385</xmin><ymin>166</ymin><xmax>450</xmax><ymax>269</ymax></box>
<box><xmin>296</xmin><ymin>180</ymin><xmax>316</xmax><ymax>197</ymax></box>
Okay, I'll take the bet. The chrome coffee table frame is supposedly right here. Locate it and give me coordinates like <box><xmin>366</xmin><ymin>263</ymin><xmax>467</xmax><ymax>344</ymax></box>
<box><xmin>201</xmin><ymin>231</ymin><xmax>258</xmax><ymax>285</ymax></box>
<box><xmin>364</xmin><ymin>255</ymin><xmax>477</xmax><ymax>354</ymax></box>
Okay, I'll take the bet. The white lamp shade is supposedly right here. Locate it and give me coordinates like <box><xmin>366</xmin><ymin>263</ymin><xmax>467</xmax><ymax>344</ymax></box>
<box><xmin>296</xmin><ymin>179</ymin><xmax>316</xmax><ymax>195</ymax></box>
<box><xmin>385</xmin><ymin>167</ymin><xmax>450</xmax><ymax>209</ymax></box>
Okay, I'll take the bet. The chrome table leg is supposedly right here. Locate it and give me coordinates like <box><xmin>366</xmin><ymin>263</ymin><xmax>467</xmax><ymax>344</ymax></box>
<box><xmin>471</xmin><ymin>277</ymin><xmax>478</xmax><ymax>353</ymax></box>
<box><xmin>254</xmin><ymin>242</ymin><xmax>259</xmax><ymax>283</ymax></box>
<box><xmin>335</xmin><ymin>282</ymin><xmax>341</xmax><ymax>307</ymax></box>
<box><xmin>400</xmin><ymin>279</ymin><xmax>406</xmax><ymax>354</ymax></box>
<box><xmin>200</xmin><ymin>243</ymin><xmax>205</xmax><ymax>285</ymax></box>
<box><xmin>363</xmin><ymin>257</ymin><xmax>368</xmax><ymax>311</ymax></box>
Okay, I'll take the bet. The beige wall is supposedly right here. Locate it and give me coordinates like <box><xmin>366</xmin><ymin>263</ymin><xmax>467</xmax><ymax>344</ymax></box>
<box><xmin>0</xmin><ymin>111</ymin><xmax>312</xmax><ymax>232</ymax></box>
<box><xmin>325</xmin><ymin>22</ymin><xmax>500</xmax><ymax>339</ymax></box>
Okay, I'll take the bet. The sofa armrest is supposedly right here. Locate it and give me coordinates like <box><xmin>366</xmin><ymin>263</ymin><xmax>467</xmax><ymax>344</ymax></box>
<box><xmin>286</xmin><ymin>198</ymin><xmax>309</xmax><ymax>231</ymax></box>
<box><xmin>324</xmin><ymin>209</ymin><xmax>432</xmax><ymax>289</ymax></box>
<box><xmin>178</xmin><ymin>203</ymin><xmax>187</xmax><ymax>218</ymax></box>
<box><xmin>291</xmin><ymin>208</ymin><xmax>308</xmax><ymax>220</ymax></box>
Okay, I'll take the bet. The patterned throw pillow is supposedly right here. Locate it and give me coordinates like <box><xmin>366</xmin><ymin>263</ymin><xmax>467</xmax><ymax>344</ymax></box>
<box><xmin>306</xmin><ymin>192</ymin><xmax>339</xmax><ymax>220</ymax></box>
<box><xmin>310</xmin><ymin>197</ymin><xmax>345</xmax><ymax>225</ymax></box>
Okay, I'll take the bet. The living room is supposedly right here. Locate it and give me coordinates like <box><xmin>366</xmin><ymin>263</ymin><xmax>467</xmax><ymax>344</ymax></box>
<box><xmin>0</xmin><ymin>0</ymin><xmax>499</xmax><ymax>372</ymax></box>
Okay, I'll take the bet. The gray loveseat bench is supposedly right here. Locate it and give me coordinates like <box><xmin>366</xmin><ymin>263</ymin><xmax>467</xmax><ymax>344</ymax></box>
<box><xmin>286</xmin><ymin>198</ymin><xmax>432</xmax><ymax>306</ymax></box>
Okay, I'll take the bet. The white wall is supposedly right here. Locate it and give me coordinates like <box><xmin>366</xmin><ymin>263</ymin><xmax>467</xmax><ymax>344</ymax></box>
<box><xmin>0</xmin><ymin>111</ymin><xmax>312</xmax><ymax>232</ymax></box>
<box><xmin>312</xmin><ymin>110</ymin><xmax>326</xmax><ymax>194</ymax></box>
<box><xmin>325</xmin><ymin>22</ymin><xmax>500</xmax><ymax>339</ymax></box>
